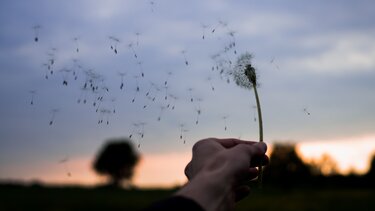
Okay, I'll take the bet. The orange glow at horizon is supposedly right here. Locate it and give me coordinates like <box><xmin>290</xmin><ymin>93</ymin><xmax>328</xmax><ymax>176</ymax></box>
<box><xmin>1</xmin><ymin>135</ymin><xmax>374</xmax><ymax>187</ymax></box>
<box><xmin>297</xmin><ymin>135</ymin><xmax>375</xmax><ymax>175</ymax></box>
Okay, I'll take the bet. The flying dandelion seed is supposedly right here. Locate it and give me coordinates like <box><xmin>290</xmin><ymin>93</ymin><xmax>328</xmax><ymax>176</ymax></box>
<box><xmin>72</xmin><ymin>59</ymin><xmax>82</xmax><ymax>80</ymax></box>
<box><xmin>211</xmin><ymin>20</ymin><xmax>227</xmax><ymax>33</ymax></box>
<box><xmin>110</xmin><ymin>97</ymin><xmax>117</xmax><ymax>113</ymax></box>
<box><xmin>157</xmin><ymin>105</ymin><xmax>166</xmax><ymax>121</ymax></box>
<box><xmin>118</xmin><ymin>72</ymin><xmax>126</xmax><ymax>90</ymax></box>
<box><xmin>59</xmin><ymin>68</ymin><xmax>72</xmax><ymax>86</ymax></box>
<box><xmin>303</xmin><ymin>107</ymin><xmax>311</xmax><ymax>116</ymax></box>
<box><xmin>98</xmin><ymin>108</ymin><xmax>112</xmax><ymax>125</ymax></box>
<box><xmin>231</xmin><ymin>52</ymin><xmax>264</xmax><ymax>187</ymax></box>
<box><xmin>179</xmin><ymin>123</ymin><xmax>185</xmax><ymax>140</ymax></box>
<box><xmin>270</xmin><ymin>56</ymin><xmax>280</xmax><ymax>70</ymax></box>
<box><xmin>77</xmin><ymin>86</ymin><xmax>89</xmax><ymax>104</ymax></box>
<box><xmin>252</xmin><ymin>105</ymin><xmax>257</xmax><ymax>122</ymax></box>
<box><xmin>129</xmin><ymin>123</ymin><xmax>140</xmax><ymax>139</ymax></box>
<box><xmin>201</xmin><ymin>23</ymin><xmax>209</xmax><ymax>39</ymax></box>
<box><xmin>135</xmin><ymin>32</ymin><xmax>141</xmax><ymax>46</ymax></box>
<box><xmin>29</xmin><ymin>90</ymin><xmax>36</xmax><ymax>105</ymax></box>
<box><xmin>47</xmin><ymin>48</ymin><xmax>57</xmax><ymax>68</ymax></box>
<box><xmin>94</xmin><ymin>94</ymin><xmax>104</xmax><ymax>113</ymax></box>
<box><xmin>181</xmin><ymin>50</ymin><xmax>189</xmax><ymax>66</ymax></box>
<box><xmin>136</xmin><ymin>61</ymin><xmax>145</xmax><ymax>77</ymax></box>
<box><xmin>182</xmin><ymin>129</ymin><xmax>189</xmax><ymax>144</ymax></box>
<box><xmin>195</xmin><ymin>108</ymin><xmax>201</xmax><ymax>125</ymax></box>
<box><xmin>179</xmin><ymin>124</ymin><xmax>191</xmax><ymax>144</ymax></box>
<box><xmin>148</xmin><ymin>0</ymin><xmax>156</xmax><ymax>12</ymax></box>
<box><xmin>223</xmin><ymin>46</ymin><xmax>233</xmax><ymax>66</ymax></box>
<box><xmin>32</xmin><ymin>25</ymin><xmax>41</xmax><ymax>42</ymax></box>
<box><xmin>194</xmin><ymin>98</ymin><xmax>203</xmax><ymax>125</ymax></box>
<box><xmin>168</xmin><ymin>94</ymin><xmax>178</xmax><ymax>110</ymax></box>
<box><xmin>227</xmin><ymin>30</ymin><xmax>237</xmax><ymax>54</ymax></box>
<box><xmin>73</xmin><ymin>37</ymin><xmax>80</xmax><ymax>53</ymax></box>
<box><xmin>128</xmin><ymin>42</ymin><xmax>138</xmax><ymax>59</ymax></box>
<box><xmin>146</xmin><ymin>82</ymin><xmax>161</xmax><ymax>102</ymax></box>
<box><xmin>145</xmin><ymin>82</ymin><xmax>157</xmax><ymax>98</ymax></box>
<box><xmin>42</xmin><ymin>63</ymin><xmax>50</xmax><ymax>79</ymax></box>
<box><xmin>108</xmin><ymin>36</ymin><xmax>120</xmax><ymax>54</ymax></box>
<box><xmin>59</xmin><ymin>157</ymin><xmax>72</xmax><ymax>177</ymax></box>
<box><xmin>187</xmin><ymin>88</ymin><xmax>194</xmax><ymax>102</ymax></box>
<box><xmin>222</xmin><ymin>115</ymin><xmax>229</xmax><ymax>131</ymax></box>
<box><xmin>139</xmin><ymin>122</ymin><xmax>146</xmax><ymax>136</ymax></box>
<box><xmin>45</xmin><ymin>50</ymin><xmax>57</xmax><ymax>75</ymax></box>
<box><xmin>136</xmin><ymin>122</ymin><xmax>146</xmax><ymax>148</ymax></box>
<box><xmin>164</xmin><ymin>71</ymin><xmax>173</xmax><ymax>86</ymax></box>
<box><xmin>132</xmin><ymin>76</ymin><xmax>141</xmax><ymax>103</ymax></box>
<box><xmin>137</xmin><ymin>132</ymin><xmax>143</xmax><ymax>148</ymax></box>
<box><xmin>163</xmin><ymin>84</ymin><xmax>169</xmax><ymax>100</ymax></box>
<box><xmin>49</xmin><ymin>108</ymin><xmax>60</xmax><ymax>125</ymax></box>
<box><xmin>206</xmin><ymin>76</ymin><xmax>215</xmax><ymax>91</ymax></box>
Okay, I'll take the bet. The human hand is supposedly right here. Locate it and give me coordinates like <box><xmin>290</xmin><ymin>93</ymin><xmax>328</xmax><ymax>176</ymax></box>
<box><xmin>177</xmin><ymin>138</ymin><xmax>268</xmax><ymax>211</ymax></box>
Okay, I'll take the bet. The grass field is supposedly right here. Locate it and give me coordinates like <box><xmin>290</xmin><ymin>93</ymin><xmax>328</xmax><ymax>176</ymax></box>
<box><xmin>1</xmin><ymin>184</ymin><xmax>374</xmax><ymax>211</ymax></box>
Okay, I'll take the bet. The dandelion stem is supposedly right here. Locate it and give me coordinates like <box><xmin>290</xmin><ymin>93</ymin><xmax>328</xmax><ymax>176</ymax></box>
<box><xmin>253</xmin><ymin>84</ymin><xmax>264</xmax><ymax>187</ymax></box>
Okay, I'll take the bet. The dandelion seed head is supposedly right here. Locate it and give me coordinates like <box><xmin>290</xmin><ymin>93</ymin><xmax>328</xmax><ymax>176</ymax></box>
<box><xmin>231</xmin><ymin>52</ymin><xmax>258</xmax><ymax>89</ymax></box>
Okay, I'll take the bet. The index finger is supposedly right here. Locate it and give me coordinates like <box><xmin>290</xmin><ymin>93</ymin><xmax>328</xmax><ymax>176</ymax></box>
<box><xmin>214</xmin><ymin>138</ymin><xmax>259</xmax><ymax>148</ymax></box>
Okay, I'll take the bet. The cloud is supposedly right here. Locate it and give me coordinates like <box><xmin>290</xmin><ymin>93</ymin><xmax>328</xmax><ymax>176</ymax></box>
<box><xmin>282</xmin><ymin>32</ymin><xmax>375</xmax><ymax>74</ymax></box>
<box><xmin>237</xmin><ymin>12</ymin><xmax>305</xmax><ymax>37</ymax></box>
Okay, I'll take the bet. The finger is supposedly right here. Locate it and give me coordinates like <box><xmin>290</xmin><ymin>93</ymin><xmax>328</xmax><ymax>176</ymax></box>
<box><xmin>231</xmin><ymin>142</ymin><xmax>267</xmax><ymax>162</ymax></box>
<box><xmin>235</xmin><ymin>185</ymin><xmax>251</xmax><ymax>202</ymax></box>
<box><xmin>247</xmin><ymin>167</ymin><xmax>259</xmax><ymax>180</ymax></box>
<box><xmin>250</xmin><ymin>155</ymin><xmax>269</xmax><ymax>167</ymax></box>
<box><xmin>237</xmin><ymin>168</ymin><xmax>258</xmax><ymax>184</ymax></box>
<box><xmin>184</xmin><ymin>162</ymin><xmax>192</xmax><ymax>180</ymax></box>
<box><xmin>214</xmin><ymin>138</ymin><xmax>259</xmax><ymax>148</ymax></box>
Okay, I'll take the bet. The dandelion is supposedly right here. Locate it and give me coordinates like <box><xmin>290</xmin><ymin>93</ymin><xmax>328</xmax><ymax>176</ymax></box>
<box><xmin>231</xmin><ymin>52</ymin><xmax>264</xmax><ymax>186</ymax></box>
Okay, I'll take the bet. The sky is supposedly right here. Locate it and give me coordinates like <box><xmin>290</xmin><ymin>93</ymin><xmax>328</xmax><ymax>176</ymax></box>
<box><xmin>0</xmin><ymin>0</ymin><xmax>375</xmax><ymax>187</ymax></box>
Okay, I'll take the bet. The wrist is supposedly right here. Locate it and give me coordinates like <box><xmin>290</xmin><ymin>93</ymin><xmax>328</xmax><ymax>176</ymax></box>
<box><xmin>176</xmin><ymin>171</ymin><xmax>232</xmax><ymax>211</ymax></box>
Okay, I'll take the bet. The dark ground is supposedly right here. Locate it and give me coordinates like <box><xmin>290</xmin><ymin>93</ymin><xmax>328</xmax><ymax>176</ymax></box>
<box><xmin>1</xmin><ymin>183</ymin><xmax>374</xmax><ymax>211</ymax></box>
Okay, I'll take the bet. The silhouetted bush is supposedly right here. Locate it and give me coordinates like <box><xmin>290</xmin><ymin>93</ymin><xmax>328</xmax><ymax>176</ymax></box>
<box><xmin>263</xmin><ymin>143</ymin><xmax>312</xmax><ymax>188</ymax></box>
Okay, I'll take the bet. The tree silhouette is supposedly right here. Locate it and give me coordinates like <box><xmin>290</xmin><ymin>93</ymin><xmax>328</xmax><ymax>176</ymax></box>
<box><xmin>309</xmin><ymin>153</ymin><xmax>338</xmax><ymax>176</ymax></box>
<box><xmin>263</xmin><ymin>143</ymin><xmax>312</xmax><ymax>188</ymax></box>
<box><xmin>93</xmin><ymin>138</ymin><xmax>140</xmax><ymax>188</ymax></box>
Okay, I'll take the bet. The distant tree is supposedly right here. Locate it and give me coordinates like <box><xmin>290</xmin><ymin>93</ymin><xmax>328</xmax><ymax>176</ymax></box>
<box><xmin>93</xmin><ymin>138</ymin><xmax>140</xmax><ymax>188</ymax></box>
<box><xmin>263</xmin><ymin>143</ymin><xmax>312</xmax><ymax>187</ymax></box>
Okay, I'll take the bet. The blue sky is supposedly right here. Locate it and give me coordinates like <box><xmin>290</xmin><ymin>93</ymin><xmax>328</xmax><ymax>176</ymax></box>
<box><xmin>1</xmin><ymin>0</ymin><xmax>375</xmax><ymax>184</ymax></box>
